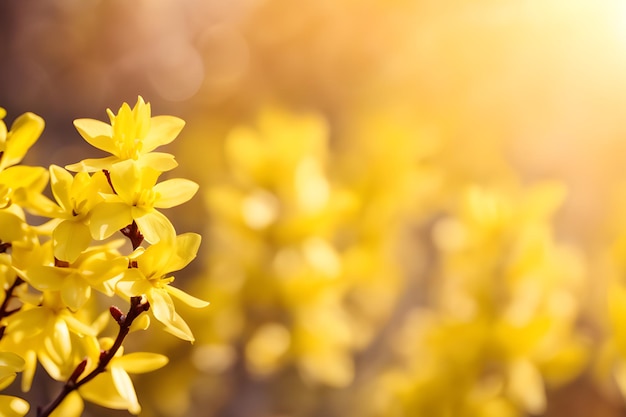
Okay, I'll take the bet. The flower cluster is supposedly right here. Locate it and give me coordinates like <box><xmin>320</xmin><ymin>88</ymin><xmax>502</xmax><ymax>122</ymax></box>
<box><xmin>196</xmin><ymin>108</ymin><xmax>364</xmax><ymax>387</ymax></box>
<box><xmin>367</xmin><ymin>184</ymin><xmax>589</xmax><ymax>417</ymax></box>
<box><xmin>135</xmin><ymin>106</ymin><xmax>432</xmax><ymax>416</ymax></box>
<box><xmin>0</xmin><ymin>97</ymin><xmax>206</xmax><ymax>416</ymax></box>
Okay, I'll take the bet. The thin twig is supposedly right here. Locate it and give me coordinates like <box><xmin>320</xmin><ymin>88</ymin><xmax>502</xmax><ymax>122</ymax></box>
<box><xmin>36</xmin><ymin>296</ymin><xmax>150</xmax><ymax>417</ymax></box>
<box><xmin>0</xmin><ymin>276</ymin><xmax>24</xmax><ymax>324</ymax></box>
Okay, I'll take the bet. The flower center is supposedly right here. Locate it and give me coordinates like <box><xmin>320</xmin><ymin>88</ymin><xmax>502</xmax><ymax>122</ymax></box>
<box><xmin>134</xmin><ymin>189</ymin><xmax>158</xmax><ymax>209</ymax></box>
<box><xmin>115</xmin><ymin>134</ymin><xmax>143</xmax><ymax>160</ymax></box>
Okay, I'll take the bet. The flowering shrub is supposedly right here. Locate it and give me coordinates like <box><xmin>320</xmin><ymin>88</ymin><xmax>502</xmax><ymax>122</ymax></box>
<box><xmin>366</xmin><ymin>184</ymin><xmax>589</xmax><ymax>417</ymax></box>
<box><xmin>0</xmin><ymin>97</ymin><xmax>206</xmax><ymax>416</ymax></box>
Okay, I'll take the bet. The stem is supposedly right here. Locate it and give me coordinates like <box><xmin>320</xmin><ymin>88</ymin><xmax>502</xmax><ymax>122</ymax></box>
<box><xmin>121</xmin><ymin>221</ymin><xmax>144</xmax><ymax>250</ymax></box>
<box><xmin>36</xmin><ymin>296</ymin><xmax>150</xmax><ymax>417</ymax></box>
<box><xmin>103</xmin><ymin>169</ymin><xmax>144</xmax><ymax>250</ymax></box>
<box><xmin>102</xmin><ymin>169</ymin><xmax>115</xmax><ymax>193</ymax></box>
<box><xmin>0</xmin><ymin>276</ymin><xmax>24</xmax><ymax>323</ymax></box>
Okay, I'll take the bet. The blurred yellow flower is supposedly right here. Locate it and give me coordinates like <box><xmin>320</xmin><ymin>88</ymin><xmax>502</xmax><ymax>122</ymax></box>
<box><xmin>0</xmin><ymin>351</ymin><xmax>25</xmax><ymax>391</ymax></box>
<box><xmin>0</xmin><ymin>395</ymin><xmax>29</xmax><ymax>417</ymax></box>
<box><xmin>369</xmin><ymin>183</ymin><xmax>589</xmax><ymax>417</ymax></box>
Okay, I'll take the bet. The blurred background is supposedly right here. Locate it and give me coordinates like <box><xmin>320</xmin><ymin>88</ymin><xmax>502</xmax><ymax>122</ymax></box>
<box><xmin>4</xmin><ymin>0</ymin><xmax>626</xmax><ymax>416</ymax></box>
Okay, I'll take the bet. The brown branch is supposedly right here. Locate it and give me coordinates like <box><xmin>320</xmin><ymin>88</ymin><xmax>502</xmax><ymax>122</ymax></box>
<box><xmin>36</xmin><ymin>296</ymin><xmax>150</xmax><ymax>417</ymax></box>
<box><xmin>103</xmin><ymin>170</ymin><xmax>144</xmax><ymax>250</ymax></box>
<box><xmin>120</xmin><ymin>221</ymin><xmax>144</xmax><ymax>250</ymax></box>
<box><xmin>0</xmin><ymin>276</ymin><xmax>24</xmax><ymax>326</ymax></box>
<box><xmin>102</xmin><ymin>169</ymin><xmax>115</xmax><ymax>194</ymax></box>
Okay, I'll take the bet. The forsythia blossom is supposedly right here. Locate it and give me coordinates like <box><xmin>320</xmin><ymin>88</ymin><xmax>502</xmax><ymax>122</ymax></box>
<box><xmin>89</xmin><ymin>160</ymin><xmax>199</xmax><ymax>244</ymax></box>
<box><xmin>0</xmin><ymin>99</ymin><xmax>205</xmax><ymax>417</ymax></box>
<box><xmin>117</xmin><ymin>233</ymin><xmax>208</xmax><ymax>342</ymax></box>
<box><xmin>367</xmin><ymin>184</ymin><xmax>588</xmax><ymax>417</ymax></box>
<box><xmin>66</xmin><ymin>96</ymin><xmax>184</xmax><ymax>173</ymax></box>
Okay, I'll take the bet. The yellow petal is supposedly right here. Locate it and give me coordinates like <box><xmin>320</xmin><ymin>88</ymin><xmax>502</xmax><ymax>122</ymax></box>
<box><xmin>52</xmin><ymin>317</ymin><xmax>72</xmax><ymax>361</ymax></box>
<box><xmin>0</xmin><ymin>370</ymin><xmax>17</xmax><ymax>391</ymax></box>
<box><xmin>49</xmin><ymin>165</ymin><xmax>73</xmax><ymax>213</ymax></box>
<box><xmin>0</xmin><ymin>395</ymin><xmax>29</xmax><ymax>417</ymax></box>
<box><xmin>153</xmin><ymin>178</ymin><xmax>199</xmax><ymax>209</ymax></box>
<box><xmin>134</xmin><ymin>210</ymin><xmax>176</xmax><ymax>244</ymax></box>
<box><xmin>507</xmin><ymin>359</ymin><xmax>546</xmax><ymax>415</ymax></box>
<box><xmin>0</xmin><ymin>353</ymin><xmax>23</xmax><ymax>391</ymax></box>
<box><xmin>21</xmin><ymin>350</ymin><xmax>37</xmax><ymax>392</ymax></box>
<box><xmin>0</xmin><ymin>211</ymin><xmax>28</xmax><ymax>243</ymax></box>
<box><xmin>62</xmin><ymin>313</ymin><xmax>98</xmax><ymax>337</ymax></box>
<box><xmin>65</xmin><ymin>156</ymin><xmax>119</xmax><ymax>173</ymax></box>
<box><xmin>131</xmin><ymin>96</ymin><xmax>151</xmax><ymax>139</ymax></box>
<box><xmin>165</xmin><ymin>285</ymin><xmax>209</xmax><ymax>309</ymax></box>
<box><xmin>142</xmin><ymin>116</ymin><xmax>185</xmax><ymax>152</ymax></box>
<box><xmin>6</xmin><ymin>309</ymin><xmax>47</xmax><ymax>342</ymax></box>
<box><xmin>0</xmin><ymin>165</ymin><xmax>47</xmax><ymax>188</ymax></box>
<box><xmin>614</xmin><ymin>359</ymin><xmax>626</xmax><ymax>400</ymax></box>
<box><xmin>111</xmin><ymin>366</ymin><xmax>140</xmax><ymax>414</ymax></box>
<box><xmin>116</xmin><ymin>270</ymin><xmax>152</xmax><ymax>299</ymax></box>
<box><xmin>129</xmin><ymin>314</ymin><xmax>151</xmax><ymax>333</ymax></box>
<box><xmin>162</xmin><ymin>311</ymin><xmax>195</xmax><ymax>342</ymax></box>
<box><xmin>53</xmin><ymin>220</ymin><xmax>92</xmax><ymax>263</ymax></box>
<box><xmin>81</xmin><ymin>255</ymin><xmax>129</xmax><ymax>285</ymax></box>
<box><xmin>20</xmin><ymin>265</ymin><xmax>68</xmax><ymax>291</ymax></box>
<box><xmin>49</xmin><ymin>391</ymin><xmax>83</xmax><ymax>417</ymax></box>
<box><xmin>39</xmin><ymin>345</ymin><xmax>63</xmax><ymax>379</ymax></box>
<box><xmin>0</xmin><ymin>112</ymin><xmax>44</xmax><ymax>170</ymax></box>
<box><xmin>150</xmin><ymin>289</ymin><xmax>175</xmax><ymax>324</ymax></box>
<box><xmin>0</xmin><ymin>352</ymin><xmax>25</xmax><ymax>371</ymax></box>
<box><xmin>149</xmin><ymin>289</ymin><xmax>195</xmax><ymax>342</ymax></box>
<box><xmin>89</xmin><ymin>202</ymin><xmax>132</xmax><ymax>240</ymax></box>
<box><xmin>0</xmin><ymin>129</ymin><xmax>6</xmax><ymax>153</ymax></box>
<box><xmin>79</xmin><ymin>372</ymin><xmax>133</xmax><ymax>411</ymax></box>
<box><xmin>61</xmin><ymin>274</ymin><xmax>91</xmax><ymax>311</ymax></box>
<box><xmin>73</xmin><ymin>118</ymin><xmax>115</xmax><ymax>154</ymax></box>
<box><xmin>114</xmin><ymin>352</ymin><xmax>168</xmax><ymax>374</ymax></box>
<box><xmin>135</xmin><ymin>239</ymin><xmax>172</xmax><ymax>277</ymax></box>
<box><xmin>169</xmin><ymin>232</ymin><xmax>201</xmax><ymax>271</ymax></box>
<box><xmin>138</xmin><ymin>152</ymin><xmax>178</xmax><ymax>172</ymax></box>
<box><xmin>109</xmin><ymin>160</ymin><xmax>141</xmax><ymax>204</ymax></box>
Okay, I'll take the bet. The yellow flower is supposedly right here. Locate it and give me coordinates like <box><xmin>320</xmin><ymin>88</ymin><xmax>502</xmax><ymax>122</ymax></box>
<box><xmin>369</xmin><ymin>183</ymin><xmax>587</xmax><ymax>417</ymax></box>
<box><xmin>78</xmin><ymin>338</ymin><xmax>168</xmax><ymax>415</ymax></box>
<box><xmin>18</xmin><ymin>246</ymin><xmax>128</xmax><ymax>311</ymax></box>
<box><xmin>117</xmin><ymin>233</ymin><xmax>208</xmax><ymax>342</ymax></box>
<box><xmin>0</xmin><ymin>108</ymin><xmax>44</xmax><ymax>172</ymax></box>
<box><xmin>2</xmin><ymin>291</ymin><xmax>101</xmax><ymax>391</ymax></box>
<box><xmin>89</xmin><ymin>160</ymin><xmax>198</xmax><ymax>244</ymax></box>
<box><xmin>0</xmin><ymin>395</ymin><xmax>29</xmax><ymax>417</ymax></box>
<box><xmin>0</xmin><ymin>165</ymin><xmax>52</xmax><ymax>214</ymax></box>
<box><xmin>0</xmin><ymin>353</ymin><xmax>29</xmax><ymax>415</ymax></box>
<box><xmin>48</xmin><ymin>165</ymin><xmax>111</xmax><ymax>262</ymax></box>
<box><xmin>0</xmin><ymin>351</ymin><xmax>25</xmax><ymax>391</ymax></box>
<box><xmin>0</xmin><ymin>208</ymin><xmax>28</xmax><ymax>238</ymax></box>
<box><xmin>66</xmin><ymin>96</ymin><xmax>184</xmax><ymax>173</ymax></box>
